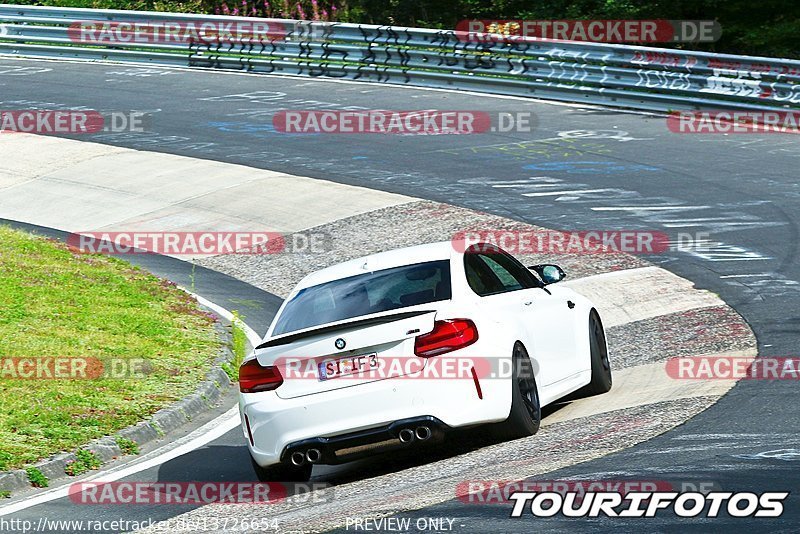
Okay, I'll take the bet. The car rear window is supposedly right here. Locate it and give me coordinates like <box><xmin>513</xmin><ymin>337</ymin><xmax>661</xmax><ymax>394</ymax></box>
<box><xmin>271</xmin><ymin>260</ymin><xmax>452</xmax><ymax>336</ymax></box>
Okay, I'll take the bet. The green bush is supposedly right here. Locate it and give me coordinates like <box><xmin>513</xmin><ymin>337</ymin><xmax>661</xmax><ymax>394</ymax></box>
<box><xmin>3</xmin><ymin>1</ymin><xmax>202</xmax><ymax>11</ymax></box>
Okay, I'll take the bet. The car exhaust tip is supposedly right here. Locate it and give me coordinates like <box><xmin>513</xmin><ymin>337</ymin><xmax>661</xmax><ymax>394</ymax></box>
<box><xmin>415</xmin><ymin>426</ymin><xmax>432</xmax><ymax>441</ymax></box>
<box><xmin>398</xmin><ymin>428</ymin><xmax>415</xmax><ymax>443</ymax></box>
<box><xmin>306</xmin><ymin>448</ymin><xmax>322</xmax><ymax>464</ymax></box>
<box><xmin>290</xmin><ymin>451</ymin><xmax>306</xmax><ymax>466</ymax></box>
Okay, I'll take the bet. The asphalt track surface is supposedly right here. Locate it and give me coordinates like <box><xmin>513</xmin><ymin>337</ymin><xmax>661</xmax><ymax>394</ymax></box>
<box><xmin>1</xmin><ymin>60</ymin><xmax>799</xmax><ymax>531</ymax></box>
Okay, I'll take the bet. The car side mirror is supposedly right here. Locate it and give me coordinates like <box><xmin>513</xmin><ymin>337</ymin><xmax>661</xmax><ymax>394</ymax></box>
<box><xmin>528</xmin><ymin>264</ymin><xmax>567</xmax><ymax>285</ymax></box>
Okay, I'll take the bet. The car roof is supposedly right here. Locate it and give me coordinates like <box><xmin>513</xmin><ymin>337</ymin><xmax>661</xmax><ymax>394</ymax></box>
<box><xmin>295</xmin><ymin>241</ymin><xmax>456</xmax><ymax>290</ymax></box>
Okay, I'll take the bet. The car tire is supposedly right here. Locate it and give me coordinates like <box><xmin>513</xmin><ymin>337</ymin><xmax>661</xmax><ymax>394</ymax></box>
<box><xmin>250</xmin><ymin>456</ymin><xmax>312</xmax><ymax>482</ymax></box>
<box><xmin>493</xmin><ymin>344</ymin><xmax>541</xmax><ymax>440</ymax></box>
<box><xmin>573</xmin><ymin>309</ymin><xmax>612</xmax><ymax>398</ymax></box>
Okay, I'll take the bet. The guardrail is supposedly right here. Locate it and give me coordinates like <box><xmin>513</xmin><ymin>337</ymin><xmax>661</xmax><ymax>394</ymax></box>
<box><xmin>1</xmin><ymin>4</ymin><xmax>798</xmax><ymax>112</ymax></box>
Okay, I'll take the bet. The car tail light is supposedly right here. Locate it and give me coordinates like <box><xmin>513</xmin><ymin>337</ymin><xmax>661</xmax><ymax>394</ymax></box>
<box><xmin>239</xmin><ymin>359</ymin><xmax>283</xmax><ymax>393</ymax></box>
<box><xmin>414</xmin><ymin>319</ymin><xmax>478</xmax><ymax>358</ymax></box>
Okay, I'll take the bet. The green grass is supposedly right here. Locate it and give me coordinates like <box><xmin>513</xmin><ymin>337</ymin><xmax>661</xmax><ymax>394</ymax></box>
<box><xmin>0</xmin><ymin>226</ymin><xmax>221</xmax><ymax>471</ymax></box>
<box><xmin>221</xmin><ymin>312</ymin><xmax>247</xmax><ymax>382</ymax></box>
<box><xmin>26</xmin><ymin>467</ymin><xmax>48</xmax><ymax>488</ymax></box>
<box><xmin>115</xmin><ymin>436</ymin><xmax>140</xmax><ymax>456</ymax></box>
<box><xmin>64</xmin><ymin>449</ymin><xmax>101</xmax><ymax>476</ymax></box>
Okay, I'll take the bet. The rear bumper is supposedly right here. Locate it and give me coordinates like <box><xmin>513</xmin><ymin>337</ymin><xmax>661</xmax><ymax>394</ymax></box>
<box><xmin>240</xmin><ymin>372</ymin><xmax>510</xmax><ymax>467</ymax></box>
<box><xmin>282</xmin><ymin>415</ymin><xmax>449</xmax><ymax>465</ymax></box>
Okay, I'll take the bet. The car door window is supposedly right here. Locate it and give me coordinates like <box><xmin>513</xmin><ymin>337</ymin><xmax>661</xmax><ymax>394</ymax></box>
<box><xmin>464</xmin><ymin>252</ymin><xmax>504</xmax><ymax>296</ymax></box>
<box><xmin>479</xmin><ymin>253</ymin><xmax>530</xmax><ymax>290</ymax></box>
<box><xmin>492</xmin><ymin>250</ymin><xmax>541</xmax><ymax>289</ymax></box>
<box><xmin>464</xmin><ymin>247</ymin><xmax>537</xmax><ymax>296</ymax></box>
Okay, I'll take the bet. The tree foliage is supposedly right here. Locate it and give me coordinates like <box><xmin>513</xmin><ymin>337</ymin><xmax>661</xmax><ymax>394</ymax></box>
<box><xmin>6</xmin><ymin>0</ymin><xmax>799</xmax><ymax>57</ymax></box>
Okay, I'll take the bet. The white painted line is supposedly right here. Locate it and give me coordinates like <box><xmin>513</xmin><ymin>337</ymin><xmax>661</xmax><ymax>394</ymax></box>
<box><xmin>0</xmin><ymin>406</ymin><xmax>241</xmax><ymax>517</ymax></box>
<box><xmin>720</xmin><ymin>273</ymin><xmax>772</xmax><ymax>279</ymax></box>
<box><xmin>658</xmin><ymin>218</ymin><xmax>739</xmax><ymax>223</ymax></box>
<box><xmin>702</xmin><ymin>257</ymin><xmax>770</xmax><ymax>262</ymax></box>
<box><xmin>591</xmin><ymin>206</ymin><xmax>710</xmax><ymax>211</ymax></box>
<box><xmin>662</xmin><ymin>222</ymin><xmax>768</xmax><ymax>228</ymax></box>
<box><xmin>493</xmin><ymin>183</ymin><xmax>568</xmax><ymax>189</ymax></box>
<box><xmin>522</xmin><ymin>188</ymin><xmax>613</xmax><ymax>197</ymax></box>
<box><xmin>188</xmin><ymin>290</ymin><xmax>262</xmax><ymax>346</ymax></box>
<box><xmin>488</xmin><ymin>177</ymin><xmax>554</xmax><ymax>185</ymax></box>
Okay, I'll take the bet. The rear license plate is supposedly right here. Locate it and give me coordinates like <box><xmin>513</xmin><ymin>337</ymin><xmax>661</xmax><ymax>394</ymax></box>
<box><xmin>318</xmin><ymin>353</ymin><xmax>379</xmax><ymax>381</ymax></box>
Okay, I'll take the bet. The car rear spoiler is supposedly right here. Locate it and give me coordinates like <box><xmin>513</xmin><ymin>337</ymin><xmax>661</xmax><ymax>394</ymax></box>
<box><xmin>256</xmin><ymin>309</ymin><xmax>436</xmax><ymax>349</ymax></box>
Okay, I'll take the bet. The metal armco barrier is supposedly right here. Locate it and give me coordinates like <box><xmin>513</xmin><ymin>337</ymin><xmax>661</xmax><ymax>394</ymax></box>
<box><xmin>1</xmin><ymin>4</ymin><xmax>799</xmax><ymax>112</ymax></box>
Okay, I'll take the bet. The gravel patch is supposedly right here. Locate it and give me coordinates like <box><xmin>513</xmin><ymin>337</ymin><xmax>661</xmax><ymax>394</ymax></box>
<box><xmin>197</xmin><ymin>200</ymin><xmax>650</xmax><ymax>298</ymax></box>
<box><xmin>607</xmin><ymin>305</ymin><xmax>757</xmax><ymax>369</ymax></box>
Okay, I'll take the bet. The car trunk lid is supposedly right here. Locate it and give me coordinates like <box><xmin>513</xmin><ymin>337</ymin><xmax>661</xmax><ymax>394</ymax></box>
<box><xmin>255</xmin><ymin>309</ymin><xmax>436</xmax><ymax>399</ymax></box>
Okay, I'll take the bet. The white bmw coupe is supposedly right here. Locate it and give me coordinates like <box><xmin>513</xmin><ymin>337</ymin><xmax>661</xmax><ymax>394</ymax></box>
<box><xmin>239</xmin><ymin>241</ymin><xmax>611</xmax><ymax>481</ymax></box>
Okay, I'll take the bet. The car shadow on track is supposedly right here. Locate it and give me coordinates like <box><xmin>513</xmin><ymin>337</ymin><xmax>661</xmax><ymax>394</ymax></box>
<box><xmin>154</xmin><ymin>403</ymin><xmax>574</xmax><ymax>494</ymax></box>
<box><xmin>315</xmin><ymin>403</ymin><xmax>575</xmax><ymax>485</ymax></box>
